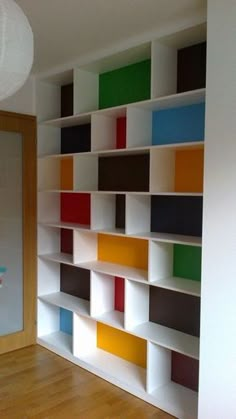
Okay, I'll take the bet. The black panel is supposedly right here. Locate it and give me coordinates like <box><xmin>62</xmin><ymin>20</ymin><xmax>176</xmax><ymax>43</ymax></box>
<box><xmin>61</xmin><ymin>83</ymin><xmax>73</xmax><ymax>117</ymax></box>
<box><xmin>61</xmin><ymin>124</ymin><xmax>91</xmax><ymax>154</ymax></box>
<box><xmin>151</xmin><ymin>195</ymin><xmax>202</xmax><ymax>237</ymax></box>
<box><xmin>60</xmin><ymin>264</ymin><xmax>90</xmax><ymax>300</ymax></box>
<box><xmin>98</xmin><ymin>154</ymin><xmax>149</xmax><ymax>192</ymax></box>
<box><xmin>115</xmin><ymin>195</ymin><xmax>125</xmax><ymax>229</ymax></box>
<box><xmin>177</xmin><ymin>42</ymin><xmax>206</xmax><ymax>93</ymax></box>
<box><xmin>149</xmin><ymin>287</ymin><xmax>200</xmax><ymax>337</ymax></box>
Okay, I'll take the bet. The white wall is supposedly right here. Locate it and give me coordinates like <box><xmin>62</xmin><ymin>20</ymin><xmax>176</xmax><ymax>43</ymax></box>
<box><xmin>199</xmin><ymin>1</ymin><xmax>236</xmax><ymax>417</ymax></box>
<box><xmin>0</xmin><ymin>76</ymin><xmax>35</xmax><ymax>115</ymax></box>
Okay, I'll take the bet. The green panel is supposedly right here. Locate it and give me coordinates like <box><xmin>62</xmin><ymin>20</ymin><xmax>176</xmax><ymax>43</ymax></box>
<box><xmin>99</xmin><ymin>59</ymin><xmax>151</xmax><ymax>109</ymax></box>
<box><xmin>173</xmin><ymin>244</ymin><xmax>202</xmax><ymax>281</ymax></box>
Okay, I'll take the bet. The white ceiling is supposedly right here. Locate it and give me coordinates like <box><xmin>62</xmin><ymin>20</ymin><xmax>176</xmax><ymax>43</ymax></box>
<box><xmin>16</xmin><ymin>0</ymin><xmax>206</xmax><ymax>75</ymax></box>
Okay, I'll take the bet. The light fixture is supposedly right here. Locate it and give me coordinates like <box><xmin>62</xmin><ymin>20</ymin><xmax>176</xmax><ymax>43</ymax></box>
<box><xmin>0</xmin><ymin>0</ymin><xmax>33</xmax><ymax>100</ymax></box>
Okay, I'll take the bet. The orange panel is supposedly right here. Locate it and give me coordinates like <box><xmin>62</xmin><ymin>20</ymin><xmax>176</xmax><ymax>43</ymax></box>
<box><xmin>175</xmin><ymin>149</ymin><xmax>204</xmax><ymax>193</ymax></box>
<box><xmin>60</xmin><ymin>157</ymin><xmax>73</xmax><ymax>190</ymax></box>
<box><xmin>98</xmin><ymin>234</ymin><xmax>148</xmax><ymax>270</ymax></box>
<box><xmin>97</xmin><ymin>323</ymin><xmax>146</xmax><ymax>368</ymax></box>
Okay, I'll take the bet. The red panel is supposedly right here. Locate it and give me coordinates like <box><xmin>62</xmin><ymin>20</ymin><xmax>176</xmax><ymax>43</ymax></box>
<box><xmin>61</xmin><ymin>193</ymin><xmax>90</xmax><ymax>225</ymax></box>
<box><xmin>171</xmin><ymin>351</ymin><xmax>199</xmax><ymax>391</ymax></box>
<box><xmin>61</xmin><ymin>228</ymin><xmax>73</xmax><ymax>254</ymax></box>
<box><xmin>114</xmin><ymin>277</ymin><xmax>125</xmax><ymax>312</ymax></box>
<box><xmin>116</xmin><ymin>117</ymin><xmax>126</xmax><ymax>149</ymax></box>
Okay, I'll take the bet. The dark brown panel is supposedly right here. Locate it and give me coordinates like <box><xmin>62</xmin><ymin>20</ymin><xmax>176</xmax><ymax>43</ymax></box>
<box><xmin>116</xmin><ymin>195</ymin><xmax>125</xmax><ymax>229</ymax></box>
<box><xmin>61</xmin><ymin>229</ymin><xmax>73</xmax><ymax>254</ymax></box>
<box><xmin>149</xmin><ymin>287</ymin><xmax>200</xmax><ymax>337</ymax></box>
<box><xmin>172</xmin><ymin>351</ymin><xmax>199</xmax><ymax>392</ymax></box>
<box><xmin>61</xmin><ymin>83</ymin><xmax>73</xmax><ymax>117</ymax></box>
<box><xmin>60</xmin><ymin>264</ymin><xmax>90</xmax><ymax>300</ymax></box>
<box><xmin>151</xmin><ymin>195</ymin><xmax>203</xmax><ymax>237</ymax></box>
<box><xmin>177</xmin><ymin>42</ymin><xmax>206</xmax><ymax>93</ymax></box>
<box><xmin>98</xmin><ymin>154</ymin><xmax>149</xmax><ymax>192</ymax></box>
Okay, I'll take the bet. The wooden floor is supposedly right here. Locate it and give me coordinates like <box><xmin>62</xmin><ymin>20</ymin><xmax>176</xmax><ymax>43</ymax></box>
<box><xmin>0</xmin><ymin>345</ymin><xmax>174</xmax><ymax>419</ymax></box>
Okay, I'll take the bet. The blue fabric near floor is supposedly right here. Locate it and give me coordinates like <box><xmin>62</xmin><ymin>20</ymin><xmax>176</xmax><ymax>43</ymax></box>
<box><xmin>60</xmin><ymin>308</ymin><xmax>72</xmax><ymax>335</ymax></box>
<box><xmin>152</xmin><ymin>102</ymin><xmax>205</xmax><ymax>145</ymax></box>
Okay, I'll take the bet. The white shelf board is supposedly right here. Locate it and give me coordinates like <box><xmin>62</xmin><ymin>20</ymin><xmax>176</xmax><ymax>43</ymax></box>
<box><xmin>38</xmin><ymin>331</ymin><xmax>72</xmax><ymax>356</ymax></box>
<box><xmin>42</xmin><ymin>104</ymin><xmax>126</xmax><ymax>128</ymax></box>
<box><xmin>134</xmin><ymin>232</ymin><xmax>202</xmax><ymax>246</ymax></box>
<box><xmin>95</xmin><ymin>310</ymin><xmax>124</xmax><ymax>330</ymax></box>
<box><xmin>38</xmin><ymin>140</ymin><xmax>204</xmax><ymax>160</ymax></box>
<box><xmin>38</xmin><ymin>151</ymin><xmax>91</xmax><ymax>159</ymax></box>
<box><xmin>39</xmin><ymin>252</ymin><xmax>74</xmax><ymax>265</ymax></box>
<box><xmin>92</xmin><ymin>227</ymin><xmax>125</xmax><ymax>236</ymax></box>
<box><xmin>38</xmin><ymin>254</ymin><xmax>148</xmax><ymax>282</ymax></box>
<box><xmin>150</xmin><ymin>277</ymin><xmax>201</xmax><ymax>297</ymax></box>
<box><xmin>79</xmin><ymin>260</ymin><xmax>148</xmax><ymax>282</ymax></box>
<box><xmin>38</xmin><ymin>189</ymin><xmax>79</xmax><ymax>193</ymax></box>
<box><xmin>131</xmin><ymin>322</ymin><xmax>199</xmax><ymax>359</ymax></box>
<box><xmin>148</xmin><ymin>381</ymin><xmax>198</xmax><ymax>419</ymax></box>
<box><xmin>42</xmin><ymin>112</ymin><xmax>92</xmax><ymax>128</ymax></box>
<box><xmin>79</xmin><ymin>348</ymin><xmax>146</xmax><ymax>392</ymax></box>
<box><xmin>138</xmin><ymin>88</ymin><xmax>205</xmax><ymax>112</ymax></box>
<box><xmin>39</xmin><ymin>221</ymin><xmax>90</xmax><ymax>231</ymax></box>
<box><xmin>39</xmin><ymin>292</ymin><xmax>90</xmax><ymax>317</ymax></box>
<box><xmin>38</xmin><ymin>189</ymin><xmax>203</xmax><ymax>199</ymax></box>
<box><xmin>41</xmin><ymin>89</ymin><xmax>205</xmax><ymax>128</ymax></box>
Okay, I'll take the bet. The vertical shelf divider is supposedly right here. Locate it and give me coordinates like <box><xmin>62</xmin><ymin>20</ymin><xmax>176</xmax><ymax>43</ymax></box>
<box><xmin>125</xmin><ymin>280</ymin><xmax>149</xmax><ymax>330</ymax></box>
<box><xmin>151</xmin><ymin>40</ymin><xmax>177</xmax><ymax>98</ymax></box>
<box><xmin>126</xmin><ymin>107</ymin><xmax>152</xmax><ymax>148</ymax></box>
<box><xmin>73</xmin><ymin>231</ymin><xmax>97</xmax><ymax>264</ymax></box>
<box><xmin>73</xmin><ymin>68</ymin><xmax>99</xmax><ymax>114</ymax></box>
<box><xmin>91</xmin><ymin>114</ymin><xmax>117</xmax><ymax>151</ymax></box>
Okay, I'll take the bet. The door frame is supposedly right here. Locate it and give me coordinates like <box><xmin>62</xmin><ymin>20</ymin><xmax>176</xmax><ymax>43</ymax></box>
<box><xmin>0</xmin><ymin>110</ymin><xmax>37</xmax><ymax>354</ymax></box>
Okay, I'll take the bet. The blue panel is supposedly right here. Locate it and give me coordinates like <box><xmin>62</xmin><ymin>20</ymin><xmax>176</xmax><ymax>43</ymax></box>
<box><xmin>152</xmin><ymin>103</ymin><xmax>205</xmax><ymax>145</ymax></box>
<box><xmin>60</xmin><ymin>308</ymin><xmax>72</xmax><ymax>335</ymax></box>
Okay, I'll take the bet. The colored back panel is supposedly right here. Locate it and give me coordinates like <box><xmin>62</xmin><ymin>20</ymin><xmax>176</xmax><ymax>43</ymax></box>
<box><xmin>60</xmin><ymin>157</ymin><xmax>73</xmax><ymax>190</ymax></box>
<box><xmin>98</xmin><ymin>234</ymin><xmax>148</xmax><ymax>270</ymax></box>
<box><xmin>61</xmin><ymin>124</ymin><xmax>91</xmax><ymax>154</ymax></box>
<box><xmin>61</xmin><ymin>228</ymin><xmax>73</xmax><ymax>254</ymax></box>
<box><xmin>151</xmin><ymin>195</ymin><xmax>203</xmax><ymax>237</ymax></box>
<box><xmin>114</xmin><ymin>277</ymin><xmax>125</xmax><ymax>312</ymax></box>
<box><xmin>115</xmin><ymin>195</ymin><xmax>126</xmax><ymax>229</ymax></box>
<box><xmin>149</xmin><ymin>287</ymin><xmax>200</xmax><ymax>337</ymax></box>
<box><xmin>173</xmin><ymin>244</ymin><xmax>202</xmax><ymax>281</ymax></box>
<box><xmin>97</xmin><ymin>323</ymin><xmax>146</xmax><ymax>368</ymax></box>
<box><xmin>99</xmin><ymin>59</ymin><xmax>151</xmax><ymax>109</ymax></box>
<box><xmin>60</xmin><ymin>308</ymin><xmax>72</xmax><ymax>335</ymax></box>
<box><xmin>175</xmin><ymin>148</ymin><xmax>204</xmax><ymax>193</ymax></box>
<box><xmin>98</xmin><ymin>154</ymin><xmax>149</xmax><ymax>192</ymax></box>
<box><xmin>177</xmin><ymin>42</ymin><xmax>206</xmax><ymax>93</ymax></box>
<box><xmin>152</xmin><ymin>103</ymin><xmax>205</xmax><ymax>145</ymax></box>
<box><xmin>60</xmin><ymin>193</ymin><xmax>90</xmax><ymax>225</ymax></box>
<box><xmin>61</xmin><ymin>83</ymin><xmax>73</xmax><ymax>117</ymax></box>
<box><xmin>116</xmin><ymin>117</ymin><xmax>126</xmax><ymax>149</ymax></box>
<box><xmin>60</xmin><ymin>264</ymin><xmax>90</xmax><ymax>300</ymax></box>
<box><xmin>172</xmin><ymin>352</ymin><xmax>199</xmax><ymax>391</ymax></box>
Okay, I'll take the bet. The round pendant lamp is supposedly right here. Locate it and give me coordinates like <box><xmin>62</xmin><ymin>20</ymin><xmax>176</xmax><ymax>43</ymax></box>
<box><xmin>0</xmin><ymin>0</ymin><xmax>33</xmax><ymax>100</ymax></box>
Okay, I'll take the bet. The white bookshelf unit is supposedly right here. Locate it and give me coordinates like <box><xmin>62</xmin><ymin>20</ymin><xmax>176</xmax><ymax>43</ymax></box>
<box><xmin>37</xmin><ymin>23</ymin><xmax>206</xmax><ymax>419</ymax></box>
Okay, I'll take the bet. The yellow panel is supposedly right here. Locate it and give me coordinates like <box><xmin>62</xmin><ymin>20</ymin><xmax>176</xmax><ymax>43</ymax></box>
<box><xmin>175</xmin><ymin>149</ymin><xmax>204</xmax><ymax>193</ymax></box>
<box><xmin>98</xmin><ymin>234</ymin><xmax>148</xmax><ymax>270</ymax></box>
<box><xmin>60</xmin><ymin>157</ymin><xmax>73</xmax><ymax>190</ymax></box>
<box><xmin>97</xmin><ymin>323</ymin><xmax>146</xmax><ymax>368</ymax></box>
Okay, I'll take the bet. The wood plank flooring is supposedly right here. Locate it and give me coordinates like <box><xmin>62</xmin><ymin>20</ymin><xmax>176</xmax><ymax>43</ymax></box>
<box><xmin>0</xmin><ymin>345</ymin><xmax>175</xmax><ymax>419</ymax></box>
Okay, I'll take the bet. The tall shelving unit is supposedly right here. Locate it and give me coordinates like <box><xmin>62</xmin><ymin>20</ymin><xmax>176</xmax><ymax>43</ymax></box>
<box><xmin>36</xmin><ymin>24</ymin><xmax>206</xmax><ymax>419</ymax></box>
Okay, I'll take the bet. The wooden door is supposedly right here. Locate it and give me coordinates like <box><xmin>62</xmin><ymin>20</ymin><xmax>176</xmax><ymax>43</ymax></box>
<box><xmin>0</xmin><ymin>110</ymin><xmax>36</xmax><ymax>354</ymax></box>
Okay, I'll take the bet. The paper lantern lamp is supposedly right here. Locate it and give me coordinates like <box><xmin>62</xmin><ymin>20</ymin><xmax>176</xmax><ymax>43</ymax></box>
<box><xmin>0</xmin><ymin>0</ymin><xmax>33</xmax><ymax>100</ymax></box>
